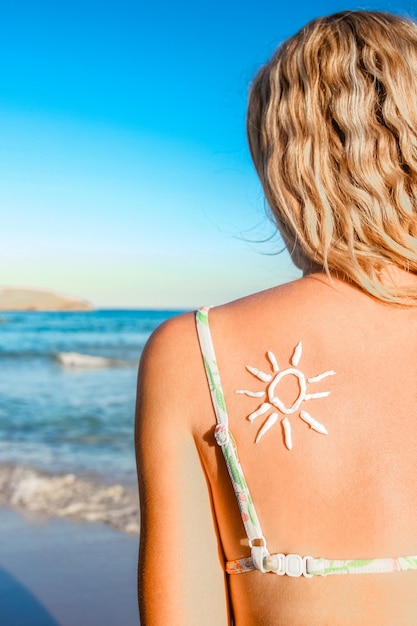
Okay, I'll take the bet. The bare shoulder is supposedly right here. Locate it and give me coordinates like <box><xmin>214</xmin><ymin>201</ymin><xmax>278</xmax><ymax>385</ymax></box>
<box><xmin>136</xmin><ymin>310</ymin><xmax>206</xmax><ymax>434</ymax></box>
<box><xmin>138</xmin><ymin>311</ymin><xmax>201</xmax><ymax>382</ymax></box>
<box><xmin>136</xmin><ymin>310</ymin><xmax>230</xmax><ymax>625</ymax></box>
<box><xmin>140</xmin><ymin>310</ymin><xmax>198</xmax><ymax>362</ymax></box>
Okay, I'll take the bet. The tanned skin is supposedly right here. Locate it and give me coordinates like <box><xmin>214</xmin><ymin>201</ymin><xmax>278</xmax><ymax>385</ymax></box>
<box><xmin>136</xmin><ymin>271</ymin><xmax>417</xmax><ymax>625</ymax></box>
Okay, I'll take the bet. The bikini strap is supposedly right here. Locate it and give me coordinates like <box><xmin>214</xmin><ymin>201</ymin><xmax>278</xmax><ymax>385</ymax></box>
<box><xmin>226</xmin><ymin>553</ymin><xmax>417</xmax><ymax>577</ymax></box>
<box><xmin>195</xmin><ymin>306</ymin><xmax>270</xmax><ymax>568</ymax></box>
<box><xmin>195</xmin><ymin>307</ymin><xmax>228</xmax><ymax>428</ymax></box>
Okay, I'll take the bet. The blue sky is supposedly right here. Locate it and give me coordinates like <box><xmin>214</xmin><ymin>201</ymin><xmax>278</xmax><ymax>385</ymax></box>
<box><xmin>0</xmin><ymin>0</ymin><xmax>415</xmax><ymax>308</ymax></box>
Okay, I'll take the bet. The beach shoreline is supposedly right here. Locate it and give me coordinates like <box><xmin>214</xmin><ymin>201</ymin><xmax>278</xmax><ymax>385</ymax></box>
<box><xmin>0</xmin><ymin>507</ymin><xmax>140</xmax><ymax>626</ymax></box>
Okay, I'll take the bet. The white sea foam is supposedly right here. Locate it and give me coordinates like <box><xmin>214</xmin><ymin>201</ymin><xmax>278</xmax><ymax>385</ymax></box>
<box><xmin>56</xmin><ymin>352</ymin><xmax>130</xmax><ymax>369</ymax></box>
<box><xmin>0</xmin><ymin>464</ymin><xmax>139</xmax><ymax>534</ymax></box>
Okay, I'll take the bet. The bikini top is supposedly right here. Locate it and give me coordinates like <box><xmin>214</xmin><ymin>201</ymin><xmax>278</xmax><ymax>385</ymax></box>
<box><xmin>195</xmin><ymin>306</ymin><xmax>417</xmax><ymax>578</ymax></box>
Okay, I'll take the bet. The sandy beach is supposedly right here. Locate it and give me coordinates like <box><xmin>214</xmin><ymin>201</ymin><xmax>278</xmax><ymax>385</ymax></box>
<box><xmin>0</xmin><ymin>507</ymin><xmax>139</xmax><ymax>626</ymax></box>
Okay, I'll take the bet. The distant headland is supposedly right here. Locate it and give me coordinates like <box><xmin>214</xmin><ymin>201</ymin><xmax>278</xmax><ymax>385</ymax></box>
<box><xmin>0</xmin><ymin>287</ymin><xmax>94</xmax><ymax>311</ymax></box>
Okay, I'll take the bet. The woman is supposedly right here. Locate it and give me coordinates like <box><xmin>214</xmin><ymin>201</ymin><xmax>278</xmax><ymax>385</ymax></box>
<box><xmin>135</xmin><ymin>11</ymin><xmax>417</xmax><ymax>624</ymax></box>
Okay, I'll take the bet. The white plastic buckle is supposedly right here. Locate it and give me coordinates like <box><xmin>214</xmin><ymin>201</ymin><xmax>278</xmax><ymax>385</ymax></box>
<box><xmin>263</xmin><ymin>553</ymin><xmax>313</xmax><ymax>577</ymax></box>
<box><xmin>249</xmin><ymin>537</ymin><xmax>269</xmax><ymax>572</ymax></box>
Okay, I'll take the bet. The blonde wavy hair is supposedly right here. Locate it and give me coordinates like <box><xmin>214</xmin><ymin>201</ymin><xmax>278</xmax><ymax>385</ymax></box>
<box><xmin>247</xmin><ymin>10</ymin><xmax>417</xmax><ymax>302</ymax></box>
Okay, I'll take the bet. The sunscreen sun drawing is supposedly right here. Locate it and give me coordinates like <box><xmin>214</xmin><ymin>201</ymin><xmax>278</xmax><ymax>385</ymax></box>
<box><xmin>235</xmin><ymin>342</ymin><xmax>335</xmax><ymax>450</ymax></box>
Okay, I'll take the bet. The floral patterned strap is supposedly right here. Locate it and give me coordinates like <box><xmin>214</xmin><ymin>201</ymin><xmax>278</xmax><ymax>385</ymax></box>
<box><xmin>195</xmin><ymin>307</ymin><xmax>228</xmax><ymax>427</ymax></box>
<box><xmin>195</xmin><ymin>307</ymin><xmax>267</xmax><ymax>546</ymax></box>
<box><xmin>226</xmin><ymin>553</ymin><xmax>417</xmax><ymax>576</ymax></box>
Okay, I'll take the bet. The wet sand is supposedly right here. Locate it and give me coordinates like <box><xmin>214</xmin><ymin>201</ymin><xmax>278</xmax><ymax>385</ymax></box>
<box><xmin>0</xmin><ymin>507</ymin><xmax>139</xmax><ymax>626</ymax></box>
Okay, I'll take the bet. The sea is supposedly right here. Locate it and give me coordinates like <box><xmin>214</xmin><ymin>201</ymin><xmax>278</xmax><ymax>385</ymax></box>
<box><xmin>0</xmin><ymin>309</ymin><xmax>181</xmax><ymax>534</ymax></box>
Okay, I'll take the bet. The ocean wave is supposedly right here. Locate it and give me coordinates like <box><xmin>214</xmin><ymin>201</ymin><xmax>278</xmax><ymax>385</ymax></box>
<box><xmin>56</xmin><ymin>351</ymin><xmax>133</xmax><ymax>369</ymax></box>
<box><xmin>0</xmin><ymin>463</ymin><xmax>139</xmax><ymax>534</ymax></box>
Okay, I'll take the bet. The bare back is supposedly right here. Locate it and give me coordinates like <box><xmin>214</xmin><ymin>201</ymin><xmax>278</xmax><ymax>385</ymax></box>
<box><xmin>192</xmin><ymin>274</ymin><xmax>417</xmax><ymax>625</ymax></box>
<box><xmin>137</xmin><ymin>272</ymin><xmax>417</xmax><ymax>625</ymax></box>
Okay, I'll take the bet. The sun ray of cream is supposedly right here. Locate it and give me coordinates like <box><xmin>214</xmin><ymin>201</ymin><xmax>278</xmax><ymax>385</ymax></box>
<box><xmin>246</xmin><ymin>366</ymin><xmax>272</xmax><ymax>383</ymax></box>
<box><xmin>291</xmin><ymin>341</ymin><xmax>303</xmax><ymax>367</ymax></box>
<box><xmin>235</xmin><ymin>389</ymin><xmax>265</xmax><ymax>398</ymax></box>
<box><xmin>248</xmin><ymin>402</ymin><xmax>271</xmax><ymax>422</ymax></box>
<box><xmin>267</xmin><ymin>351</ymin><xmax>279</xmax><ymax>372</ymax></box>
<box><xmin>255</xmin><ymin>413</ymin><xmax>278</xmax><ymax>443</ymax></box>
<box><xmin>308</xmin><ymin>371</ymin><xmax>335</xmax><ymax>383</ymax></box>
<box><xmin>300</xmin><ymin>410</ymin><xmax>328</xmax><ymax>435</ymax></box>
<box><xmin>282</xmin><ymin>417</ymin><xmax>292</xmax><ymax>450</ymax></box>
<box><xmin>304</xmin><ymin>391</ymin><xmax>330</xmax><ymax>400</ymax></box>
